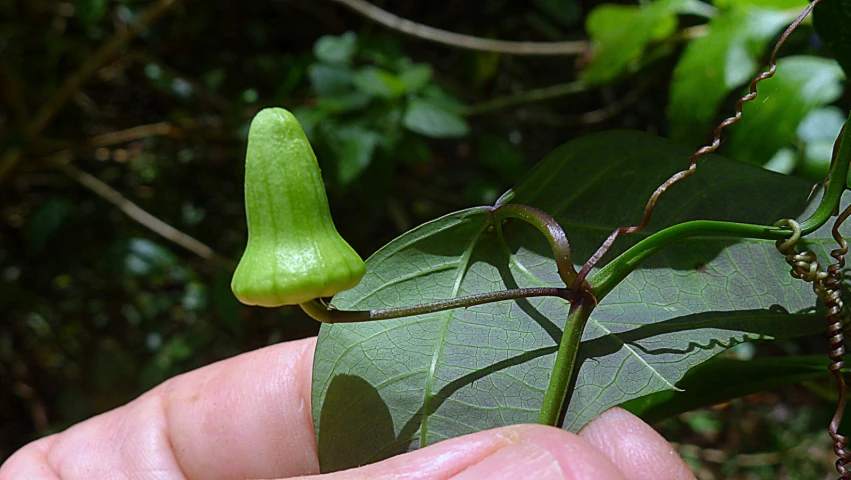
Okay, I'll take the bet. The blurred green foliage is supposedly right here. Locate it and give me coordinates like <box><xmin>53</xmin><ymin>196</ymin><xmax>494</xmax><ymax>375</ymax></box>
<box><xmin>1</xmin><ymin>0</ymin><xmax>849</xmax><ymax>477</ymax></box>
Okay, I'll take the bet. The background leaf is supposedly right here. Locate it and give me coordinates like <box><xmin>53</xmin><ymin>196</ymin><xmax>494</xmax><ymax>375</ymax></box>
<box><xmin>352</xmin><ymin>67</ymin><xmax>408</xmax><ymax>99</ymax></box>
<box><xmin>622</xmin><ymin>355</ymin><xmax>837</xmax><ymax>422</ymax></box>
<box><xmin>25</xmin><ymin>198</ymin><xmax>72</xmax><ymax>253</ymax></box>
<box><xmin>403</xmin><ymin>99</ymin><xmax>470</xmax><ymax>138</ymax></box>
<box><xmin>314</xmin><ymin>32</ymin><xmax>358</xmax><ymax>65</ymax></box>
<box><xmin>312</xmin><ymin>130</ymin><xmax>830</xmax><ymax>471</ymax></box>
<box><xmin>583</xmin><ymin>0</ymin><xmax>693</xmax><ymax>84</ymax></box>
<box><xmin>668</xmin><ymin>3</ymin><xmax>804</xmax><ymax>145</ymax></box>
<box><xmin>814</xmin><ymin>0</ymin><xmax>851</xmax><ymax>76</ymax></box>
<box><xmin>725</xmin><ymin>56</ymin><xmax>844</xmax><ymax>166</ymax></box>
<box><xmin>75</xmin><ymin>0</ymin><xmax>108</xmax><ymax>28</ymax></box>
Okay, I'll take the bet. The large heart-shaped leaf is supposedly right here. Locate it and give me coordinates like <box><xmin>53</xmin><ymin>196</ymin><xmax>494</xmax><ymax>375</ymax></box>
<box><xmin>312</xmin><ymin>130</ymin><xmax>828</xmax><ymax>472</ymax></box>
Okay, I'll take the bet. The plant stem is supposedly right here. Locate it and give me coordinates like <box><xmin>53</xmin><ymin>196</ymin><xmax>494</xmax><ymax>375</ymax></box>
<box><xmin>330</xmin><ymin>0</ymin><xmax>589</xmax><ymax>56</ymax></box>
<box><xmin>800</xmin><ymin>114</ymin><xmax>851</xmax><ymax>235</ymax></box>
<box><xmin>299</xmin><ymin>287</ymin><xmax>573</xmax><ymax>323</ymax></box>
<box><xmin>463</xmin><ymin>81</ymin><xmax>588</xmax><ymax>116</ymax></box>
<box><xmin>490</xmin><ymin>204</ymin><xmax>577</xmax><ymax>288</ymax></box>
<box><xmin>590</xmin><ymin>220</ymin><xmax>784</xmax><ymax>300</ymax></box>
<box><xmin>538</xmin><ymin>294</ymin><xmax>595</xmax><ymax>426</ymax></box>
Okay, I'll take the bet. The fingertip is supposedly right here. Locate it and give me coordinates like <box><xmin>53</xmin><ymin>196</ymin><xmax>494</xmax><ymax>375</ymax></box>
<box><xmin>307</xmin><ymin>424</ymin><xmax>626</xmax><ymax>480</ymax></box>
<box><xmin>579</xmin><ymin>407</ymin><xmax>695</xmax><ymax>480</ymax></box>
<box><xmin>452</xmin><ymin>425</ymin><xmax>626</xmax><ymax>480</ymax></box>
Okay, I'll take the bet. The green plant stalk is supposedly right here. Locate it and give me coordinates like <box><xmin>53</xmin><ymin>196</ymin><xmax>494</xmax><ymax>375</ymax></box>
<box><xmin>300</xmin><ymin>287</ymin><xmax>573</xmax><ymax>323</ymax></box>
<box><xmin>491</xmin><ymin>204</ymin><xmax>577</xmax><ymax>288</ymax></box>
<box><xmin>800</xmin><ymin>113</ymin><xmax>851</xmax><ymax>234</ymax></box>
<box><xmin>538</xmin><ymin>295</ymin><xmax>595</xmax><ymax>426</ymax></box>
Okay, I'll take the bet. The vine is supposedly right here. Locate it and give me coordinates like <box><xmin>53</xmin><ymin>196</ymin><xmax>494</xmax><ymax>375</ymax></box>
<box><xmin>274</xmin><ymin>0</ymin><xmax>851</xmax><ymax>474</ymax></box>
<box><xmin>774</xmin><ymin>213</ymin><xmax>851</xmax><ymax>478</ymax></box>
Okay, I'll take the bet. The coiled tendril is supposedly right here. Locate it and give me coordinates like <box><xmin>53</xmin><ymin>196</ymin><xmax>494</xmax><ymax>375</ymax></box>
<box><xmin>775</xmin><ymin>213</ymin><xmax>851</xmax><ymax>479</ymax></box>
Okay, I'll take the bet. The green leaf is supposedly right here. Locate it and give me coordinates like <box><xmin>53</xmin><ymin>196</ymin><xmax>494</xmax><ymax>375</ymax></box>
<box><xmin>398</xmin><ymin>64</ymin><xmax>433</xmax><ymax>93</ymax></box>
<box><xmin>622</xmin><ymin>355</ymin><xmax>836</xmax><ymax>422</ymax></box>
<box><xmin>308</xmin><ymin>64</ymin><xmax>354</xmax><ymax>97</ymax></box>
<box><xmin>326</xmin><ymin>125</ymin><xmax>381</xmax><ymax>185</ymax></box>
<box><xmin>338</xmin><ymin>128</ymin><xmax>381</xmax><ymax>185</ymax></box>
<box><xmin>315</xmin><ymin>92</ymin><xmax>372</xmax><ymax>114</ymax></box>
<box><xmin>119</xmin><ymin>238</ymin><xmax>184</xmax><ymax>280</ymax></box>
<box><xmin>814</xmin><ymin>0</ymin><xmax>851</xmax><ymax>76</ymax></box>
<box><xmin>352</xmin><ymin>67</ymin><xmax>408</xmax><ymax>99</ymax></box>
<box><xmin>795</xmin><ymin>107</ymin><xmax>847</xmax><ymax>181</ymax></box>
<box><xmin>75</xmin><ymin>0</ymin><xmax>108</xmax><ymax>28</ymax></box>
<box><xmin>314</xmin><ymin>32</ymin><xmax>358</xmax><ymax>65</ymax></box>
<box><xmin>583</xmin><ymin>0</ymin><xmax>693</xmax><ymax>84</ymax></box>
<box><xmin>312</xmin><ymin>130</ymin><xmax>827</xmax><ymax>471</ymax></box>
<box><xmin>669</xmin><ymin>3</ymin><xmax>805</xmax><ymax>145</ymax></box>
<box><xmin>725</xmin><ymin>56</ymin><xmax>845</xmax><ymax>166</ymax></box>
<box><xmin>532</xmin><ymin>0</ymin><xmax>582</xmax><ymax>27</ymax></box>
<box><xmin>403</xmin><ymin>99</ymin><xmax>470</xmax><ymax>138</ymax></box>
<box><xmin>26</xmin><ymin>199</ymin><xmax>72</xmax><ymax>252</ymax></box>
<box><xmin>479</xmin><ymin>135</ymin><xmax>526</xmax><ymax>182</ymax></box>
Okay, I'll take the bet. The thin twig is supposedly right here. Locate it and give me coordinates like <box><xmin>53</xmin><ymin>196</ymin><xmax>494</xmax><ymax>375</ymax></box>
<box><xmin>88</xmin><ymin>122</ymin><xmax>180</xmax><ymax>147</ymax></box>
<box><xmin>531</xmin><ymin>77</ymin><xmax>654</xmax><ymax>126</ymax></box>
<box><xmin>57</xmin><ymin>162</ymin><xmax>234</xmax><ymax>270</ymax></box>
<box><xmin>463</xmin><ymin>81</ymin><xmax>589</xmax><ymax>116</ymax></box>
<box><xmin>330</xmin><ymin>0</ymin><xmax>589</xmax><ymax>56</ymax></box>
<box><xmin>0</xmin><ymin>0</ymin><xmax>184</xmax><ymax>183</ymax></box>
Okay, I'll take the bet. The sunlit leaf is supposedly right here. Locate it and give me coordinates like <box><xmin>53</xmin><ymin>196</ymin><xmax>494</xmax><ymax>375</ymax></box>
<box><xmin>725</xmin><ymin>56</ymin><xmax>844</xmax><ymax>166</ymax></box>
<box><xmin>583</xmin><ymin>0</ymin><xmax>698</xmax><ymax>84</ymax></box>
<box><xmin>669</xmin><ymin>3</ymin><xmax>804</xmax><ymax>145</ymax></box>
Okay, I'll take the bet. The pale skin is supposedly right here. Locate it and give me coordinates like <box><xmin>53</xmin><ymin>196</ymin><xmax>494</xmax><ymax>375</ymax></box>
<box><xmin>1</xmin><ymin>337</ymin><xmax>695</xmax><ymax>480</ymax></box>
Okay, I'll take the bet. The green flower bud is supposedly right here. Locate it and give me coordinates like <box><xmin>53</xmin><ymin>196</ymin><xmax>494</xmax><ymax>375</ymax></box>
<box><xmin>232</xmin><ymin>108</ymin><xmax>366</xmax><ymax>307</ymax></box>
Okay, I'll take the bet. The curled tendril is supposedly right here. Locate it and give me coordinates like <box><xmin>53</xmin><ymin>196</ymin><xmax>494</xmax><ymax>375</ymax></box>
<box><xmin>775</xmin><ymin>216</ymin><xmax>851</xmax><ymax>479</ymax></box>
<box><xmin>573</xmin><ymin>0</ymin><xmax>824</xmax><ymax>294</ymax></box>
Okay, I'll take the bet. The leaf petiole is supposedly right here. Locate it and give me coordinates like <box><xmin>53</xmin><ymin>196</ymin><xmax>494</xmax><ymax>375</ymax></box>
<box><xmin>300</xmin><ymin>287</ymin><xmax>575</xmax><ymax>323</ymax></box>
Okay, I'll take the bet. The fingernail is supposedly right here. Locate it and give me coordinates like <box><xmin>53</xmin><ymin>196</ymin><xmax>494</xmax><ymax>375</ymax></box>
<box><xmin>451</xmin><ymin>440</ymin><xmax>564</xmax><ymax>480</ymax></box>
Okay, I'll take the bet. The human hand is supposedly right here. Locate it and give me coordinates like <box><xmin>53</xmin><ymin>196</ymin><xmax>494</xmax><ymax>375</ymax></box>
<box><xmin>1</xmin><ymin>337</ymin><xmax>695</xmax><ymax>480</ymax></box>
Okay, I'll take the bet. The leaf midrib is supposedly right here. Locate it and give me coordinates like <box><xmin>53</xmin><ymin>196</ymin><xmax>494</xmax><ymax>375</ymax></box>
<box><xmin>418</xmin><ymin>222</ymin><xmax>489</xmax><ymax>448</ymax></box>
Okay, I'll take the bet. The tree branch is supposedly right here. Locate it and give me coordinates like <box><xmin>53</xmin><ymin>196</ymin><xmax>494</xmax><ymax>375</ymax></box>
<box><xmin>57</xmin><ymin>162</ymin><xmax>235</xmax><ymax>270</ymax></box>
<box><xmin>88</xmin><ymin>122</ymin><xmax>181</xmax><ymax>147</ymax></box>
<box><xmin>463</xmin><ymin>80</ymin><xmax>589</xmax><ymax>116</ymax></box>
<box><xmin>0</xmin><ymin>0</ymin><xmax>185</xmax><ymax>183</ymax></box>
<box><xmin>330</xmin><ymin>0</ymin><xmax>589</xmax><ymax>56</ymax></box>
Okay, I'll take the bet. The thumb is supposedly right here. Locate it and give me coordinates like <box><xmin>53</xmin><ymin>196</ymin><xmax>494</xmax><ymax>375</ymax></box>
<box><xmin>296</xmin><ymin>424</ymin><xmax>627</xmax><ymax>480</ymax></box>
